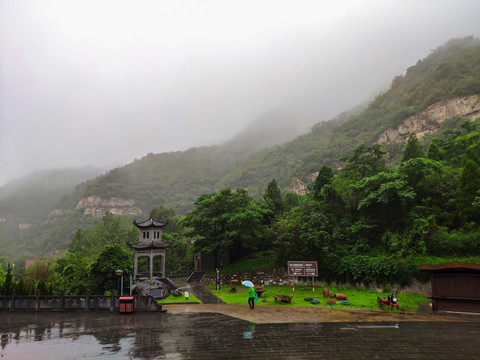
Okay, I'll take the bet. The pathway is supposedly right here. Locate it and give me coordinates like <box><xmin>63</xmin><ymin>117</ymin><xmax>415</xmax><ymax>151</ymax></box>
<box><xmin>187</xmin><ymin>282</ymin><xmax>224</xmax><ymax>304</ymax></box>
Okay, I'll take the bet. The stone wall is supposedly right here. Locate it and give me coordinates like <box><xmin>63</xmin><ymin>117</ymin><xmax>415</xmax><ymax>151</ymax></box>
<box><xmin>203</xmin><ymin>268</ymin><xmax>432</xmax><ymax>296</ymax></box>
<box><xmin>0</xmin><ymin>290</ymin><xmax>164</xmax><ymax>312</ymax></box>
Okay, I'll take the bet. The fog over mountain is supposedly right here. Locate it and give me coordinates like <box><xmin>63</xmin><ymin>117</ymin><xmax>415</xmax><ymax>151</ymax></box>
<box><xmin>1</xmin><ymin>0</ymin><xmax>480</xmax><ymax>186</ymax></box>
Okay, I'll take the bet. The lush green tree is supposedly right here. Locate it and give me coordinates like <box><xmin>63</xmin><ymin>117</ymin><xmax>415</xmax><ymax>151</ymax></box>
<box><xmin>88</xmin><ymin>244</ymin><xmax>133</xmax><ymax>295</ymax></box>
<box><xmin>398</xmin><ymin>158</ymin><xmax>443</xmax><ymax>190</ymax></box>
<box><xmin>36</xmin><ymin>279</ymin><xmax>54</xmax><ymax>295</ymax></box>
<box><xmin>311</xmin><ymin>165</ymin><xmax>334</xmax><ymax>200</ymax></box>
<box><xmin>271</xmin><ymin>208</ymin><xmax>301</xmax><ymax>265</ymax></box>
<box><xmin>0</xmin><ymin>264</ymin><xmax>14</xmax><ymax>295</ymax></box>
<box><xmin>263</xmin><ymin>179</ymin><xmax>283</xmax><ymax>223</ymax></box>
<box><xmin>283</xmin><ymin>192</ymin><xmax>301</xmax><ymax>212</ymax></box>
<box><xmin>179</xmin><ymin>188</ymin><xmax>269</xmax><ymax>267</ymax></box>
<box><xmin>426</xmin><ymin>140</ymin><xmax>443</xmax><ymax>161</ymax></box>
<box><xmin>69</xmin><ymin>212</ymin><xmax>137</xmax><ymax>258</ymax></box>
<box><xmin>23</xmin><ymin>258</ymin><xmax>55</xmax><ymax>284</ymax></box>
<box><xmin>15</xmin><ymin>278</ymin><xmax>29</xmax><ymax>295</ymax></box>
<box><xmin>150</xmin><ymin>205</ymin><xmax>184</xmax><ymax>233</ymax></box>
<box><xmin>54</xmin><ymin>252</ymin><xmax>92</xmax><ymax>295</ymax></box>
<box><xmin>414</xmin><ymin>165</ymin><xmax>461</xmax><ymax>228</ymax></box>
<box><xmin>340</xmin><ymin>144</ymin><xmax>387</xmax><ymax>180</ymax></box>
<box><xmin>461</xmin><ymin>120</ymin><xmax>478</xmax><ymax>134</ymax></box>
<box><xmin>402</xmin><ymin>133</ymin><xmax>424</xmax><ymax>162</ymax></box>
<box><xmin>0</xmin><ymin>265</ymin><xmax>5</xmax><ymax>290</ymax></box>
<box><xmin>458</xmin><ymin>141</ymin><xmax>480</xmax><ymax>222</ymax></box>
<box><xmin>354</xmin><ymin>171</ymin><xmax>416</xmax><ymax>231</ymax></box>
<box><xmin>164</xmin><ymin>233</ymin><xmax>194</xmax><ymax>276</ymax></box>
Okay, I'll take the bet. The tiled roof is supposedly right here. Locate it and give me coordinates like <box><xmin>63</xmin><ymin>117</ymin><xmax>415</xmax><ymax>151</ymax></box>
<box><xmin>419</xmin><ymin>263</ymin><xmax>480</xmax><ymax>272</ymax></box>
<box><xmin>133</xmin><ymin>216</ymin><xmax>167</xmax><ymax>229</ymax></box>
<box><xmin>127</xmin><ymin>240</ymin><xmax>170</xmax><ymax>250</ymax></box>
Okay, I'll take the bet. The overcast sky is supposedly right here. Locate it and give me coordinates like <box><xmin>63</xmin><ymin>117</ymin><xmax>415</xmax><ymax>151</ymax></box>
<box><xmin>1</xmin><ymin>0</ymin><xmax>480</xmax><ymax>186</ymax></box>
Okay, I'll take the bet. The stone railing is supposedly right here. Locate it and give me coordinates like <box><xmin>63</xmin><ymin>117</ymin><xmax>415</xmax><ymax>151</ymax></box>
<box><xmin>0</xmin><ymin>289</ymin><xmax>164</xmax><ymax>312</ymax></box>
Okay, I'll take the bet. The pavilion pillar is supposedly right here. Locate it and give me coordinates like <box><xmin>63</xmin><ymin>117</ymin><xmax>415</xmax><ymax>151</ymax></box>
<box><xmin>149</xmin><ymin>251</ymin><xmax>154</xmax><ymax>280</ymax></box>
<box><xmin>134</xmin><ymin>253</ymin><xmax>138</xmax><ymax>279</ymax></box>
<box><xmin>162</xmin><ymin>253</ymin><xmax>166</xmax><ymax>278</ymax></box>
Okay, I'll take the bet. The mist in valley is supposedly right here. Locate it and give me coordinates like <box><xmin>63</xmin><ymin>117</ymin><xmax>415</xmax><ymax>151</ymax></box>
<box><xmin>1</xmin><ymin>0</ymin><xmax>480</xmax><ymax>186</ymax></box>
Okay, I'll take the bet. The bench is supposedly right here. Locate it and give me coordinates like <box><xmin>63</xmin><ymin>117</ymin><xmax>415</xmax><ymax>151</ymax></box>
<box><xmin>274</xmin><ymin>295</ymin><xmax>292</xmax><ymax>304</ymax></box>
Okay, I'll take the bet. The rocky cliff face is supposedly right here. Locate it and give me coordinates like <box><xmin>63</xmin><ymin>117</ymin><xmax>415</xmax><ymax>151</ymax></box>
<box><xmin>290</xmin><ymin>172</ymin><xmax>318</xmax><ymax>195</ymax></box>
<box><xmin>75</xmin><ymin>195</ymin><xmax>143</xmax><ymax>217</ymax></box>
<box><xmin>290</xmin><ymin>95</ymin><xmax>480</xmax><ymax>195</ymax></box>
<box><xmin>377</xmin><ymin>95</ymin><xmax>480</xmax><ymax>146</ymax></box>
<box><xmin>47</xmin><ymin>208</ymin><xmax>72</xmax><ymax>221</ymax></box>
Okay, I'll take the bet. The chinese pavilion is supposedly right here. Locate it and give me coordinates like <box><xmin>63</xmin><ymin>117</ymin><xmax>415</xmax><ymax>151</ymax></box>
<box><xmin>128</xmin><ymin>216</ymin><xmax>170</xmax><ymax>281</ymax></box>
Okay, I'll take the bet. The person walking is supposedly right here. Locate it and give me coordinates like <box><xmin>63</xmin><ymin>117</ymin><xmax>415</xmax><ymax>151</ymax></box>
<box><xmin>248</xmin><ymin>286</ymin><xmax>255</xmax><ymax>309</ymax></box>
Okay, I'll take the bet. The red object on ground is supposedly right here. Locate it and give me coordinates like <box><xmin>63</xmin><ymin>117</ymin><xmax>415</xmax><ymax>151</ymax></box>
<box><xmin>119</xmin><ymin>296</ymin><xmax>135</xmax><ymax>313</ymax></box>
<box><xmin>292</xmin><ymin>284</ymin><xmax>295</xmax><ymax>295</ymax></box>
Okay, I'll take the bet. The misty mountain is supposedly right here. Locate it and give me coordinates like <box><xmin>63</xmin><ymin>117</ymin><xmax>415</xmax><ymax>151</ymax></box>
<box><xmin>1</xmin><ymin>36</ymin><xmax>480</xmax><ymax>262</ymax></box>
<box><xmin>0</xmin><ymin>167</ymin><xmax>106</xmax><ymax>223</ymax></box>
<box><xmin>220</xmin><ymin>109</ymin><xmax>314</xmax><ymax>157</ymax></box>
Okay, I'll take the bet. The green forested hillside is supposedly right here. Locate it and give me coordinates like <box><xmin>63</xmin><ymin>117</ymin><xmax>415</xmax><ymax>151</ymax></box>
<box><xmin>223</xmin><ymin>37</ymin><xmax>480</xmax><ymax>192</ymax></box>
<box><xmin>62</xmin><ymin>108</ymin><xmax>350</xmax><ymax>212</ymax></box>
<box><xmin>61</xmin><ymin>37</ymin><xmax>480</xmax><ymax>210</ymax></box>
<box><xmin>1</xmin><ymin>37</ymin><xmax>480</xmax><ymax>265</ymax></box>
<box><xmin>70</xmin><ymin>147</ymin><xmax>235</xmax><ymax>214</ymax></box>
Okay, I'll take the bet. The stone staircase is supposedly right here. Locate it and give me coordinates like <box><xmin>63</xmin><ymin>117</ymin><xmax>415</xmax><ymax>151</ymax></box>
<box><xmin>187</xmin><ymin>271</ymin><xmax>205</xmax><ymax>283</ymax></box>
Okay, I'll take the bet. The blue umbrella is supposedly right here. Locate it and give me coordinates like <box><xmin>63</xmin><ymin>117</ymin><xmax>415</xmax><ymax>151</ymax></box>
<box><xmin>242</xmin><ymin>281</ymin><xmax>255</xmax><ymax>288</ymax></box>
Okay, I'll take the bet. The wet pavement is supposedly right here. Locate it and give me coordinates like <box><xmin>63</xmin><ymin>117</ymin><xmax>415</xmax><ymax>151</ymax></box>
<box><xmin>163</xmin><ymin>302</ymin><xmax>479</xmax><ymax>324</ymax></box>
<box><xmin>1</xmin><ymin>310</ymin><xmax>479</xmax><ymax>359</ymax></box>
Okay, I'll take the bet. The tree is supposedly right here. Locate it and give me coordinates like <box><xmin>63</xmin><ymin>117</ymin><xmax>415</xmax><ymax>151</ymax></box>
<box><xmin>164</xmin><ymin>233</ymin><xmax>194</xmax><ymax>276</ymax></box>
<box><xmin>458</xmin><ymin>141</ymin><xmax>480</xmax><ymax>222</ymax></box>
<box><xmin>88</xmin><ymin>244</ymin><xmax>133</xmax><ymax>295</ymax></box>
<box><xmin>69</xmin><ymin>212</ymin><xmax>137</xmax><ymax>258</ymax></box>
<box><xmin>426</xmin><ymin>140</ymin><xmax>443</xmax><ymax>161</ymax></box>
<box><xmin>23</xmin><ymin>258</ymin><xmax>55</xmax><ymax>284</ymax></box>
<box><xmin>0</xmin><ymin>265</ymin><xmax>5</xmax><ymax>290</ymax></box>
<box><xmin>179</xmin><ymin>188</ymin><xmax>269</xmax><ymax>268</ymax></box>
<box><xmin>54</xmin><ymin>252</ymin><xmax>92</xmax><ymax>295</ymax></box>
<box><xmin>1</xmin><ymin>264</ymin><xmax>14</xmax><ymax>295</ymax></box>
<box><xmin>341</xmin><ymin>144</ymin><xmax>387</xmax><ymax>180</ymax></box>
<box><xmin>150</xmin><ymin>205</ymin><xmax>184</xmax><ymax>233</ymax></box>
<box><xmin>402</xmin><ymin>133</ymin><xmax>424</xmax><ymax>162</ymax></box>
<box><xmin>353</xmin><ymin>171</ymin><xmax>416</xmax><ymax>231</ymax></box>
<box><xmin>263</xmin><ymin>179</ymin><xmax>283</xmax><ymax>223</ymax></box>
<box><xmin>311</xmin><ymin>165</ymin><xmax>334</xmax><ymax>200</ymax></box>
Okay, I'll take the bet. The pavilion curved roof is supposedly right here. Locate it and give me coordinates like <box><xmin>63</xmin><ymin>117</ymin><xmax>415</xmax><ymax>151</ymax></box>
<box><xmin>127</xmin><ymin>240</ymin><xmax>171</xmax><ymax>250</ymax></box>
<box><xmin>133</xmin><ymin>216</ymin><xmax>167</xmax><ymax>229</ymax></box>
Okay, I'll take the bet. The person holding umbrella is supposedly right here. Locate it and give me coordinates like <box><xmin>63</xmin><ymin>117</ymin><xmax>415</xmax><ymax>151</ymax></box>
<box><xmin>243</xmin><ymin>281</ymin><xmax>256</xmax><ymax>309</ymax></box>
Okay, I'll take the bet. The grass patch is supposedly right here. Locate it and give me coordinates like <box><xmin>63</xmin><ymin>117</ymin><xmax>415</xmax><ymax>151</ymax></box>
<box><xmin>156</xmin><ymin>292</ymin><xmax>201</xmax><ymax>304</ymax></box>
<box><xmin>205</xmin><ymin>284</ymin><xmax>429</xmax><ymax>312</ymax></box>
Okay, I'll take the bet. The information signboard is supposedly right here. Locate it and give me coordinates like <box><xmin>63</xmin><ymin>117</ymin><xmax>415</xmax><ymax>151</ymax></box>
<box><xmin>287</xmin><ymin>261</ymin><xmax>318</xmax><ymax>277</ymax></box>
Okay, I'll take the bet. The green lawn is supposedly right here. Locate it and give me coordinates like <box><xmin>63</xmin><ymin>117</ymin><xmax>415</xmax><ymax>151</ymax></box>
<box><xmin>205</xmin><ymin>284</ymin><xmax>429</xmax><ymax>313</ymax></box>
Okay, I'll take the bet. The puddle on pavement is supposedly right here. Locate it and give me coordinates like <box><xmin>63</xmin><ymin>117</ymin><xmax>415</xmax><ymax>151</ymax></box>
<box><xmin>0</xmin><ymin>312</ymin><xmax>479</xmax><ymax>359</ymax></box>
